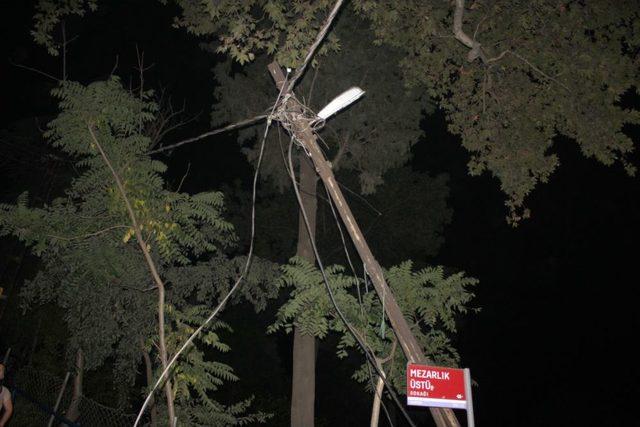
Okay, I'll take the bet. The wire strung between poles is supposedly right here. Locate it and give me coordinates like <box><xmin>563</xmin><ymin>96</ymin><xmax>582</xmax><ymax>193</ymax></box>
<box><xmin>147</xmin><ymin>114</ymin><xmax>268</xmax><ymax>155</ymax></box>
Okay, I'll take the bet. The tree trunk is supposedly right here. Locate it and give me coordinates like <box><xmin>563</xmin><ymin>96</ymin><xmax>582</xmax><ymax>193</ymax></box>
<box><xmin>88</xmin><ymin>125</ymin><xmax>176</xmax><ymax>426</ymax></box>
<box><xmin>290</xmin><ymin>155</ymin><xmax>318</xmax><ymax>427</ymax></box>
<box><xmin>141</xmin><ymin>342</ymin><xmax>158</xmax><ymax>427</ymax></box>
<box><xmin>64</xmin><ymin>349</ymin><xmax>84</xmax><ymax>424</ymax></box>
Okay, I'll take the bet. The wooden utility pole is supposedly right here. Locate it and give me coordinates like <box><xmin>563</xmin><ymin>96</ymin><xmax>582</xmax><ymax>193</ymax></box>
<box><xmin>268</xmin><ymin>62</ymin><xmax>460</xmax><ymax>427</ymax></box>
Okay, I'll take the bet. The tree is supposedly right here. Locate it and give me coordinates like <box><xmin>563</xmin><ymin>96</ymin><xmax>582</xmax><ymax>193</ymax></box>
<box><xmin>352</xmin><ymin>0</ymin><xmax>639</xmax><ymax>222</ymax></box>
<box><xmin>27</xmin><ymin>0</ymin><xmax>639</xmax><ymax>425</ymax></box>
<box><xmin>328</xmin><ymin>167</ymin><xmax>453</xmax><ymax>267</ymax></box>
<box><xmin>169</xmin><ymin>3</ymin><xmax>639</xmax><ymax>417</ymax></box>
<box><xmin>30</xmin><ymin>0</ymin><xmax>640</xmax><ymax>237</ymax></box>
<box><xmin>270</xmin><ymin>257</ymin><xmax>476</xmax><ymax>391</ymax></box>
<box><xmin>28</xmin><ymin>5</ymin><xmax>456</xmax><ymax>424</ymax></box>
<box><xmin>222</xmin><ymin>166</ymin><xmax>452</xmax><ymax>268</ymax></box>
<box><xmin>0</xmin><ymin>78</ymin><xmax>269</xmax><ymax>425</ymax></box>
<box><xmin>207</xmin><ymin>16</ymin><xmax>440</xmax><ymax>425</ymax></box>
<box><xmin>167</xmin><ymin>0</ymin><xmax>640</xmax><ymax>223</ymax></box>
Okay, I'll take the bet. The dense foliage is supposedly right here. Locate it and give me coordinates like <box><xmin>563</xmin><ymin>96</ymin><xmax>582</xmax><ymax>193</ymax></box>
<box><xmin>31</xmin><ymin>1</ymin><xmax>640</xmax><ymax>223</ymax></box>
<box><xmin>355</xmin><ymin>0</ymin><xmax>640</xmax><ymax>222</ymax></box>
<box><xmin>0</xmin><ymin>78</ymin><xmax>271</xmax><ymax>424</ymax></box>
<box><xmin>169</xmin><ymin>0</ymin><xmax>640</xmax><ymax>222</ymax></box>
<box><xmin>270</xmin><ymin>257</ymin><xmax>477</xmax><ymax>391</ymax></box>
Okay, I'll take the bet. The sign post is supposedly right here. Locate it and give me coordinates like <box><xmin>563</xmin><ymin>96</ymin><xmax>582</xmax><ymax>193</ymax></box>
<box><xmin>407</xmin><ymin>363</ymin><xmax>475</xmax><ymax>426</ymax></box>
<box><xmin>463</xmin><ymin>368</ymin><xmax>474</xmax><ymax>427</ymax></box>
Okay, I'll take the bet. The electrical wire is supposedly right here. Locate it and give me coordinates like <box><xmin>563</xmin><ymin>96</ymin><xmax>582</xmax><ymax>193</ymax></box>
<box><xmin>146</xmin><ymin>114</ymin><xmax>268</xmax><ymax>155</ymax></box>
<box><xmin>286</xmin><ymin>139</ymin><xmax>417</xmax><ymax>427</ymax></box>
<box><xmin>133</xmin><ymin>73</ymin><xmax>290</xmax><ymax>427</ymax></box>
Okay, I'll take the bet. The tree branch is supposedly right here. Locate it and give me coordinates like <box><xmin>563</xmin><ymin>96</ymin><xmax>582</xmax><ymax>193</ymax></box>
<box><xmin>453</xmin><ymin>0</ymin><xmax>569</xmax><ymax>91</ymax></box>
<box><xmin>147</xmin><ymin>92</ymin><xmax>201</xmax><ymax>149</ymax></box>
<box><xmin>86</xmin><ymin>124</ymin><xmax>176</xmax><ymax>426</ymax></box>
<box><xmin>61</xmin><ymin>21</ymin><xmax>67</xmax><ymax>81</ymax></box>
<box><xmin>306</xmin><ymin>63</ymin><xmax>320</xmax><ymax>107</ymax></box>
<box><xmin>489</xmin><ymin>50</ymin><xmax>569</xmax><ymax>90</ymax></box>
<box><xmin>331</xmin><ymin>134</ymin><xmax>349</xmax><ymax>170</ymax></box>
<box><xmin>453</xmin><ymin>0</ymin><xmax>487</xmax><ymax>62</ymax></box>
<box><xmin>370</xmin><ymin>339</ymin><xmax>397</xmax><ymax>427</ymax></box>
<box><xmin>176</xmin><ymin>162</ymin><xmax>191</xmax><ymax>193</ymax></box>
<box><xmin>110</xmin><ymin>54</ymin><xmax>119</xmax><ymax>76</ymax></box>
<box><xmin>9</xmin><ymin>59</ymin><xmax>60</xmax><ymax>82</ymax></box>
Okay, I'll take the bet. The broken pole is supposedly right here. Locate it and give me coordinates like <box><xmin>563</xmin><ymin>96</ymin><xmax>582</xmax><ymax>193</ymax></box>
<box><xmin>268</xmin><ymin>61</ymin><xmax>461</xmax><ymax>427</ymax></box>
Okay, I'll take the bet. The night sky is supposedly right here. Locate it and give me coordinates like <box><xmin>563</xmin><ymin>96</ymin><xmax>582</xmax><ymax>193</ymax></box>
<box><xmin>1</xmin><ymin>1</ymin><xmax>639</xmax><ymax>426</ymax></box>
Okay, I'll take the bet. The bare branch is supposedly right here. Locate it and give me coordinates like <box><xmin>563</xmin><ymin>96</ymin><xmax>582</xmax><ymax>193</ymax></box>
<box><xmin>61</xmin><ymin>21</ymin><xmax>67</xmax><ymax>81</ymax></box>
<box><xmin>135</xmin><ymin>45</ymin><xmax>145</xmax><ymax>98</ymax></box>
<box><xmin>473</xmin><ymin>14</ymin><xmax>489</xmax><ymax>41</ymax></box>
<box><xmin>9</xmin><ymin>59</ymin><xmax>60</xmax><ymax>82</ymax></box>
<box><xmin>330</xmin><ymin>133</ymin><xmax>349</xmax><ymax>170</ymax></box>
<box><xmin>307</xmin><ymin>63</ymin><xmax>320</xmax><ymax>107</ymax></box>
<box><xmin>176</xmin><ymin>162</ymin><xmax>191</xmax><ymax>192</ymax></box>
<box><xmin>453</xmin><ymin>0</ymin><xmax>486</xmax><ymax>62</ymax></box>
<box><xmin>118</xmin><ymin>284</ymin><xmax>158</xmax><ymax>293</ymax></box>
<box><xmin>492</xmin><ymin>50</ymin><xmax>569</xmax><ymax>90</ymax></box>
<box><xmin>110</xmin><ymin>54</ymin><xmax>119</xmax><ymax>76</ymax></box>
<box><xmin>146</xmin><ymin>93</ymin><xmax>201</xmax><ymax>149</ymax></box>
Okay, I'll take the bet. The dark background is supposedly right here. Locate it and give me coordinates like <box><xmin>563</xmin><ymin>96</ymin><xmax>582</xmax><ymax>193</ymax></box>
<box><xmin>1</xmin><ymin>1</ymin><xmax>639</xmax><ymax>426</ymax></box>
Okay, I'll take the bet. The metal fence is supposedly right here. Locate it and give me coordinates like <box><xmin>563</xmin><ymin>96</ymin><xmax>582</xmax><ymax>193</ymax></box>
<box><xmin>4</xmin><ymin>351</ymin><xmax>138</xmax><ymax>426</ymax></box>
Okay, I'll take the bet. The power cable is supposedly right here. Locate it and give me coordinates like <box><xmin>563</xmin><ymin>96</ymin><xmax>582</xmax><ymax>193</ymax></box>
<box><xmin>147</xmin><ymin>114</ymin><xmax>267</xmax><ymax>155</ymax></box>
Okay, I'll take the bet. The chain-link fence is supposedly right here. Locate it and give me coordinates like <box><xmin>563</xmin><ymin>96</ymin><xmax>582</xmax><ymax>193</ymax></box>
<box><xmin>5</xmin><ymin>352</ymin><xmax>138</xmax><ymax>426</ymax></box>
<box><xmin>11</xmin><ymin>367</ymin><xmax>74</xmax><ymax>426</ymax></box>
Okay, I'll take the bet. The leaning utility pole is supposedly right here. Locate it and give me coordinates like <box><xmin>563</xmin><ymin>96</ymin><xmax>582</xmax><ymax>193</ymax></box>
<box><xmin>268</xmin><ymin>62</ymin><xmax>461</xmax><ymax>427</ymax></box>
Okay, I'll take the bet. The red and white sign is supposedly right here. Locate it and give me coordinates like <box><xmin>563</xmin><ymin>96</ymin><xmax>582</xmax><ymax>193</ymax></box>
<box><xmin>406</xmin><ymin>363</ymin><xmax>468</xmax><ymax>409</ymax></box>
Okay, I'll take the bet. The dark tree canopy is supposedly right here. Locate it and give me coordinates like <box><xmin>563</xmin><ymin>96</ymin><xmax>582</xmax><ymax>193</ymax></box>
<box><xmin>30</xmin><ymin>2</ymin><xmax>640</xmax><ymax>222</ymax></box>
<box><xmin>163</xmin><ymin>0</ymin><xmax>640</xmax><ymax>222</ymax></box>
<box><xmin>358</xmin><ymin>0</ymin><xmax>639</xmax><ymax>222</ymax></box>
